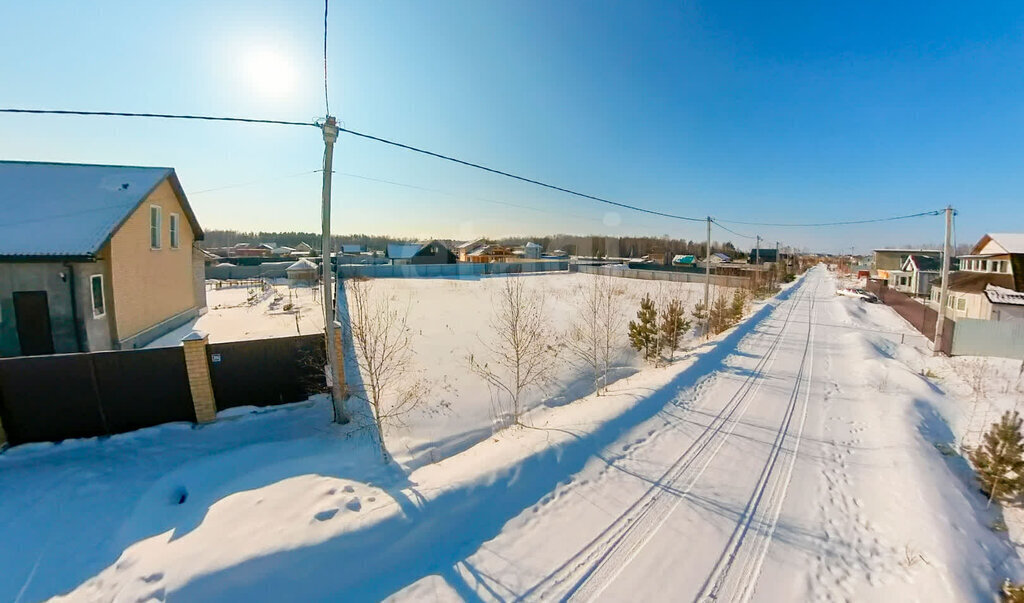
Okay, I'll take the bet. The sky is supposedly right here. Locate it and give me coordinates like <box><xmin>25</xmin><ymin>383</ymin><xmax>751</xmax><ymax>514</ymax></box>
<box><xmin>1</xmin><ymin>1</ymin><xmax>1023</xmax><ymax>253</ymax></box>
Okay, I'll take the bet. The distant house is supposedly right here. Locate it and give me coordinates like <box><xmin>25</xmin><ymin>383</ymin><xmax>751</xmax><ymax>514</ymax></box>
<box><xmin>231</xmin><ymin>242</ymin><xmax>273</xmax><ymax>258</ymax></box>
<box><xmin>672</xmin><ymin>254</ymin><xmax>697</xmax><ymax>266</ymax></box>
<box><xmin>386</xmin><ymin>241</ymin><xmax>456</xmax><ymax>265</ymax></box>
<box><xmin>872</xmin><ymin>248</ymin><xmax>941</xmax><ymax>280</ymax></box>
<box><xmin>749</xmin><ymin>248</ymin><xmax>778</xmax><ymax>264</ymax></box>
<box><xmin>286</xmin><ymin>258</ymin><xmax>318</xmax><ymax>286</ymax></box>
<box><xmin>0</xmin><ymin>161</ymin><xmax>206</xmax><ymax>356</ymax></box>
<box><xmin>295</xmin><ymin>242</ymin><xmax>314</xmax><ymax>254</ymax></box>
<box><xmin>271</xmin><ymin>245</ymin><xmax>296</xmax><ymax>256</ymax></box>
<box><xmin>524</xmin><ymin>242</ymin><xmax>543</xmax><ymax>260</ymax></box>
<box><xmin>467</xmin><ymin>245</ymin><xmax>516</xmax><ymax>263</ymax></box>
<box><xmin>891</xmin><ymin>254</ymin><xmax>941</xmax><ymax>297</ymax></box>
<box><xmin>341</xmin><ymin>243</ymin><xmax>366</xmax><ymax>254</ymax></box>
<box><xmin>455</xmin><ymin>239</ymin><xmax>486</xmax><ymax>262</ymax></box>
<box><xmin>930</xmin><ymin>233</ymin><xmax>1024</xmax><ymax>321</ymax></box>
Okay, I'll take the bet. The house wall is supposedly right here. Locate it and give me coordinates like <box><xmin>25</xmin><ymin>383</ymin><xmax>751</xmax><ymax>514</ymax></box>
<box><xmin>192</xmin><ymin>246</ymin><xmax>207</xmax><ymax>313</ymax></box>
<box><xmin>0</xmin><ymin>262</ymin><xmax>82</xmax><ymax>355</ymax></box>
<box><xmin>992</xmin><ymin>304</ymin><xmax>1024</xmax><ymax>323</ymax></box>
<box><xmin>108</xmin><ymin>179</ymin><xmax>199</xmax><ymax>348</ymax></box>
<box><xmin>72</xmin><ymin>259</ymin><xmax>114</xmax><ymax>351</ymax></box>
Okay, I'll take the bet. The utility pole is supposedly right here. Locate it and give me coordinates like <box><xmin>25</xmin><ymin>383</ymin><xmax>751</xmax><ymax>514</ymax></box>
<box><xmin>704</xmin><ymin>216</ymin><xmax>711</xmax><ymax>338</ymax></box>
<box><xmin>755</xmin><ymin>234</ymin><xmax>761</xmax><ymax>290</ymax></box>
<box><xmin>321</xmin><ymin>116</ymin><xmax>348</xmax><ymax>423</ymax></box>
<box><xmin>933</xmin><ymin>205</ymin><xmax>954</xmax><ymax>356</ymax></box>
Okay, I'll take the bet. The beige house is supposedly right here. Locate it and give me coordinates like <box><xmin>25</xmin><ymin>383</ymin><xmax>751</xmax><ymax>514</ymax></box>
<box><xmin>0</xmin><ymin>161</ymin><xmax>206</xmax><ymax>356</ymax></box>
<box><xmin>929</xmin><ymin>233</ymin><xmax>1024</xmax><ymax>322</ymax></box>
<box><xmin>872</xmin><ymin>248</ymin><xmax>941</xmax><ymax>281</ymax></box>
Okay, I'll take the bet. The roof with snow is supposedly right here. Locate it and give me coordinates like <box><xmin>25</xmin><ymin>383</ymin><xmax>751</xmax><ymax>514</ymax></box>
<box><xmin>286</xmin><ymin>258</ymin><xmax>317</xmax><ymax>271</ymax></box>
<box><xmin>970</xmin><ymin>233</ymin><xmax>1024</xmax><ymax>255</ymax></box>
<box><xmin>712</xmin><ymin>252</ymin><xmax>731</xmax><ymax>261</ymax></box>
<box><xmin>901</xmin><ymin>254</ymin><xmax>941</xmax><ymax>272</ymax></box>
<box><xmin>985</xmin><ymin>284</ymin><xmax>1024</xmax><ymax>306</ymax></box>
<box><xmin>672</xmin><ymin>254</ymin><xmax>697</xmax><ymax>265</ymax></box>
<box><xmin>0</xmin><ymin>161</ymin><xmax>203</xmax><ymax>259</ymax></box>
<box><xmin>387</xmin><ymin>243</ymin><xmax>425</xmax><ymax>259</ymax></box>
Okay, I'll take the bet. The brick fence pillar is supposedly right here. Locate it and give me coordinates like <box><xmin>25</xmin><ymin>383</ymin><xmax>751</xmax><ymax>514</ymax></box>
<box><xmin>182</xmin><ymin>331</ymin><xmax>217</xmax><ymax>423</ymax></box>
<box><xmin>332</xmin><ymin>320</ymin><xmax>347</xmax><ymax>399</ymax></box>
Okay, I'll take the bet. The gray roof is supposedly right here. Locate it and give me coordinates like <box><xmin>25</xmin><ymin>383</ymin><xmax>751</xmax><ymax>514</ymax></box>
<box><xmin>387</xmin><ymin>243</ymin><xmax>424</xmax><ymax>259</ymax></box>
<box><xmin>0</xmin><ymin>160</ymin><xmax>203</xmax><ymax>259</ymax></box>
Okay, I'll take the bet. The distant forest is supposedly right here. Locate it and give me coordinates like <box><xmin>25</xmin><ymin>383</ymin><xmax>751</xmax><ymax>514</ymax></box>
<box><xmin>201</xmin><ymin>230</ymin><xmax>749</xmax><ymax>259</ymax></box>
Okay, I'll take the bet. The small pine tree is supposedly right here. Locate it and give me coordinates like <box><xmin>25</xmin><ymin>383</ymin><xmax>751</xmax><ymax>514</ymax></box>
<box><xmin>709</xmin><ymin>293</ymin><xmax>732</xmax><ymax>334</ymax></box>
<box><xmin>660</xmin><ymin>299</ymin><xmax>692</xmax><ymax>361</ymax></box>
<box><xmin>628</xmin><ymin>293</ymin><xmax>660</xmax><ymax>362</ymax></box>
<box><xmin>729</xmin><ymin>289</ymin><xmax>747</xmax><ymax>323</ymax></box>
<box><xmin>970</xmin><ymin>410</ymin><xmax>1024</xmax><ymax>503</ymax></box>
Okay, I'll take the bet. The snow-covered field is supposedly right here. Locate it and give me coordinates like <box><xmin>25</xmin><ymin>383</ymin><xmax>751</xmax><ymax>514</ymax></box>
<box><xmin>147</xmin><ymin>280</ymin><xmax>325</xmax><ymax>347</ymax></box>
<box><xmin>2</xmin><ymin>267</ymin><xmax>1023</xmax><ymax>601</ymax></box>
<box><xmin>338</xmin><ymin>272</ymin><xmax>722</xmax><ymax>468</ymax></box>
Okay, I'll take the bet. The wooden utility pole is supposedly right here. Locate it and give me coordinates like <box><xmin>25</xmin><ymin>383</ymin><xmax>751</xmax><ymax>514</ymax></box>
<box><xmin>321</xmin><ymin>116</ymin><xmax>348</xmax><ymax>423</ymax></box>
<box><xmin>755</xmin><ymin>234</ymin><xmax>761</xmax><ymax>290</ymax></box>
<box><xmin>933</xmin><ymin>205</ymin><xmax>954</xmax><ymax>356</ymax></box>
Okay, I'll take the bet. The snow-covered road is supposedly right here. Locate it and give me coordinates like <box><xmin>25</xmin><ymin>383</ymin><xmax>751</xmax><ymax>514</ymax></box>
<box><xmin>396</xmin><ymin>266</ymin><xmax>1021</xmax><ymax>602</ymax></box>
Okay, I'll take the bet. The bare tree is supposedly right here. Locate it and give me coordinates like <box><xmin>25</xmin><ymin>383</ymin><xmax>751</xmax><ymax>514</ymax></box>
<box><xmin>345</xmin><ymin>278</ymin><xmax>428</xmax><ymax>461</ymax></box>
<box><xmin>566</xmin><ymin>275</ymin><xmax>622</xmax><ymax>396</ymax></box>
<box><xmin>956</xmin><ymin>357</ymin><xmax>991</xmax><ymax>451</ymax></box>
<box><xmin>469</xmin><ymin>277</ymin><xmax>557</xmax><ymax>428</ymax></box>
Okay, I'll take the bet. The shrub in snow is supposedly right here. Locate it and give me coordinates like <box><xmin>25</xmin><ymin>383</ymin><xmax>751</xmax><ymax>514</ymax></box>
<box><xmin>469</xmin><ymin>277</ymin><xmax>556</xmax><ymax>428</ymax></box>
<box><xmin>566</xmin><ymin>276</ymin><xmax>621</xmax><ymax>396</ymax></box>
<box><xmin>346</xmin><ymin>278</ymin><xmax>430</xmax><ymax>461</ymax></box>
<box><xmin>1002</xmin><ymin>579</ymin><xmax>1024</xmax><ymax>602</ymax></box>
<box><xmin>969</xmin><ymin>410</ymin><xmax>1024</xmax><ymax>503</ymax></box>
<box><xmin>659</xmin><ymin>298</ymin><xmax>691</xmax><ymax>361</ymax></box>
<box><xmin>628</xmin><ymin>293</ymin><xmax>660</xmax><ymax>363</ymax></box>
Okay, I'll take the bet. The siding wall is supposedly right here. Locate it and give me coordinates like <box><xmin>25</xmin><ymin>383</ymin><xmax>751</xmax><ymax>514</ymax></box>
<box><xmin>109</xmin><ymin>180</ymin><xmax>197</xmax><ymax>343</ymax></box>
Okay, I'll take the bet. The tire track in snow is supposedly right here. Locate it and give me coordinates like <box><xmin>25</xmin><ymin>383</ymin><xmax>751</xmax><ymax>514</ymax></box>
<box><xmin>697</xmin><ymin>274</ymin><xmax>821</xmax><ymax>603</ymax></box>
<box><xmin>518</xmin><ymin>283</ymin><xmax>811</xmax><ymax>602</ymax></box>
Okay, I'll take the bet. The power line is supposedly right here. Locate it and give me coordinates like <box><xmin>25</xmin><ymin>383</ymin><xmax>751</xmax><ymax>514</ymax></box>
<box><xmin>713</xmin><ymin>209</ymin><xmax>942</xmax><ymax>227</ymax></box>
<box><xmin>334</xmin><ymin>126</ymin><xmax>706</xmax><ymax>223</ymax></box>
<box><xmin>0</xmin><ymin>108</ymin><xmax>316</xmax><ymax>128</ymax></box>
<box><xmin>711</xmin><ymin>219</ymin><xmax>757</xmax><ymax>240</ymax></box>
<box><xmin>323</xmin><ymin>0</ymin><xmax>330</xmax><ymax>115</ymax></box>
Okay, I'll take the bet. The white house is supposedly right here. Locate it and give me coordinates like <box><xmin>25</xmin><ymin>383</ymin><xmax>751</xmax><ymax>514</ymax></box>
<box><xmin>890</xmin><ymin>254</ymin><xmax>941</xmax><ymax>297</ymax></box>
<box><xmin>930</xmin><ymin>233</ymin><xmax>1024</xmax><ymax>321</ymax></box>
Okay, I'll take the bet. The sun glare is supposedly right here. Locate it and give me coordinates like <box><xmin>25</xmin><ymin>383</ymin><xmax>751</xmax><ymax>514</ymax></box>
<box><xmin>242</xmin><ymin>47</ymin><xmax>297</xmax><ymax>100</ymax></box>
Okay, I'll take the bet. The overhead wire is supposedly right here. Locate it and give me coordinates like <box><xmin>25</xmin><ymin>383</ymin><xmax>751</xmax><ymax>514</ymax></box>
<box><xmin>711</xmin><ymin>219</ymin><xmax>757</xmax><ymax>240</ymax></box>
<box><xmin>712</xmin><ymin>209</ymin><xmax>942</xmax><ymax>227</ymax></box>
<box><xmin>323</xmin><ymin>0</ymin><xmax>330</xmax><ymax>115</ymax></box>
<box><xmin>0</xmin><ymin>108</ymin><xmax>316</xmax><ymax>128</ymax></box>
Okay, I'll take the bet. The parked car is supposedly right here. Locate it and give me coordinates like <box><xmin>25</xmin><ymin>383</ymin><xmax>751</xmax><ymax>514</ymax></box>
<box><xmin>836</xmin><ymin>287</ymin><xmax>880</xmax><ymax>303</ymax></box>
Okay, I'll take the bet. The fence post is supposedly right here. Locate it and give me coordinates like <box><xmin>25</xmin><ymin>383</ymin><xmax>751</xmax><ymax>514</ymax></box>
<box><xmin>332</xmin><ymin>320</ymin><xmax>347</xmax><ymax>398</ymax></box>
<box><xmin>0</xmin><ymin>414</ymin><xmax>6</xmax><ymax>447</ymax></box>
<box><xmin>182</xmin><ymin>331</ymin><xmax>217</xmax><ymax>423</ymax></box>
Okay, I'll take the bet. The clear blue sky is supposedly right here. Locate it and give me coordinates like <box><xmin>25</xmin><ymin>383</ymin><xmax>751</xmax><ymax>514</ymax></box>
<box><xmin>1</xmin><ymin>1</ymin><xmax>1022</xmax><ymax>252</ymax></box>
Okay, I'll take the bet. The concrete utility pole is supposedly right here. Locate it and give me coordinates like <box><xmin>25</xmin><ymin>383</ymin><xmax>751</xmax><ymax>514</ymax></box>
<box><xmin>933</xmin><ymin>205</ymin><xmax>954</xmax><ymax>356</ymax></box>
<box><xmin>320</xmin><ymin>116</ymin><xmax>348</xmax><ymax>423</ymax></box>
<box><xmin>704</xmin><ymin>216</ymin><xmax>711</xmax><ymax>337</ymax></box>
<box><xmin>755</xmin><ymin>235</ymin><xmax>761</xmax><ymax>290</ymax></box>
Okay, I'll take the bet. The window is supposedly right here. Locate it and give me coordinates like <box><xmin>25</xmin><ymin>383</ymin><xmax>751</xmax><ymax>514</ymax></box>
<box><xmin>150</xmin><ymin>205</ymin><xmax>162</xmax><ymax>249</ymax></box>
<box><xmin>170</xmin><ymin>213</ymin><xmax>180</xmax><ymax>249</ymax></box>
<box><xmin>947</xmin><ymin>295</ymin><xmax>954</xmax><ymax>308</ymax></box>
<box><xmin>90</xmin><ymin>274</ymin><xmax>105</xmax><ymax>318</ymax></box>
<box><xmin>956</xmin><ymin>297</ymin><xmax>966</xmax><ymax>312</ymax></box>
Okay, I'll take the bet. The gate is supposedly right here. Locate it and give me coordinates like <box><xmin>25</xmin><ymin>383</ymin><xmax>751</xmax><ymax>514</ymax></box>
<box><xmin>206</xmin><ymin>334</ymin><xmax>326</xmax><ymax>410</ymax></box>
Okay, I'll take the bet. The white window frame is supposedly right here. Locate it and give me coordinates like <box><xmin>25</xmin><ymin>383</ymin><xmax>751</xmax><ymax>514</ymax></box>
<box><xmin>150</xmin><ymin>205</ymin><xmax>162</xmax><ymax>249</ymax></box>
<box><xmin>956</xmin><ymin>297</ymin><xmax>967</xmax><ymax>312</ymax></box>
<box><xmin>170</xmin><ymin>213</ymin><xmax>180</xmax><ymax>249</ymax></box>
<box><xmin>90</xmin><ymin>274</ymin><xmax>106</xmax><ymax>318</ymax></box>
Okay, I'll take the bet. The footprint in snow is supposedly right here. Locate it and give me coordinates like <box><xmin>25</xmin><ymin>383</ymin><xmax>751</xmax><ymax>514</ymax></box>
<box><xmin>346</xmin><ymin>498</ymin><xmax>362</xmax><ymax>512</ymax></box>
<box><xmin>314</xmin><ymin>508</ymin><xmax>339</xmax><ymax>521</ymax></box>
<box><xmin>140</xmin><ymin>573</ymin><xmax>164</xmax><ymax>584</ymax></box>
<box><xmin>343</xmin><ymin>485</ymin><xmax>355</xmax><ymax>493</ymax></box>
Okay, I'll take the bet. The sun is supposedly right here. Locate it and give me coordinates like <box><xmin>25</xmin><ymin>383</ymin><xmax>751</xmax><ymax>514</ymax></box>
<box><xmin>242</xmin><ymin>47</ymin><xmax>298</xmax><ymax>100</ymax></box>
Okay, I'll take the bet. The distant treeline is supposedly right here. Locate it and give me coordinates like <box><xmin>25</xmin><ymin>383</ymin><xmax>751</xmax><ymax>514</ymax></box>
<box><xmin>201</xmin><ymin>230</ymin><xmax>747</xmax><ymax>259</ymax></box>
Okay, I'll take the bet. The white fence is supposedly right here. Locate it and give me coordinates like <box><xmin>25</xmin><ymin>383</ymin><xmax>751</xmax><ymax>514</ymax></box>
<box><xmin>951</xmin><ymin>318</ymin><xmax>1024</xmax><ymax>359</ymax></box>
<box><xmin>337</xmin><ymin>260</ymin><xmax>569</xmax><ymax>279</ymax></box>
<box><xmin>574</xmin><ymin>264</ymin><xmax>751</xmax><ymax>288</ymax></box>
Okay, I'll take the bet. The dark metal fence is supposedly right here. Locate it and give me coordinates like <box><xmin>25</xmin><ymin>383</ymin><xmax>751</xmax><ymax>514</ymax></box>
<box><xmin>207</xmin><ymin>334</ymin><xmax>326</xmax><ymax>410</ymax></box>
<box><xmin>0</xmin><ymin>347</ymin><xmax>195</xmax><ymax>445</ymax></box>
<box><xmin>866</xmin><ymin>279</ymin><xmax>953</xmax><ymax>354</ymax></box>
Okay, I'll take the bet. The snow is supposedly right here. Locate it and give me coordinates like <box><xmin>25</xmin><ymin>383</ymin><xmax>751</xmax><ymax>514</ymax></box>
<box><xmin>146</xmin><ymin>281</ymin><xmax>325</xmax><ymax>347</ymax></box>
<box><xmin>0</xmin><ymin>161</ymin><xmax>173</xmax><ymax>257</ymax></box>
<box><xmin>987</xmin><ymin>284</ymin><xmax>1024</xmax><ymax>306</ymax></box>
<box><xmin>2</xmin><ymin>267</ymin><xmax>1023</xmax><ymax>601</ymax></box>
<box><xmin>988</xmin><ymin>233</ymin><xmax>1024</xmax><ymax>255</ymax></box>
